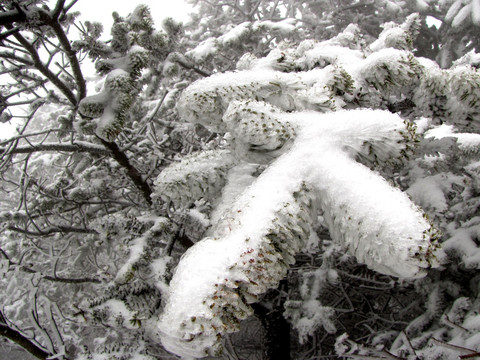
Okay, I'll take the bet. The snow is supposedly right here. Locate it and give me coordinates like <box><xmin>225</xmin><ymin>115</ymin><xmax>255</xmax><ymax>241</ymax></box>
<box><xmin>369</xmin><ymin>26</ymin><xmax>408</xmax><ymax>52</ymax></box>
<box><xmin>443</xmin><ymin>218</ymin><xmax>480</xmax><ymax>269</ymax></box>
<box><xmin>208</xmin><ymin>162</ymin><xmax>259</xmax><ymax>229</ymax></box>
<box><xmin>356</xmin><ymin>48</ymin><xmax>416</xmax><ymax>88</ymax></box>
<box><xmin>155</xmin><ymin>108</ymin><xmax>442</xmax><ymax>357</ymax></box>
<box><xmin>150</xmin><ymin>256</ymin><xmax>171</xmax><ymax>294</ymax></box>
<box><xmin>218</xmin><ymin>22</ymin><xmax>250</xmax><ymax>45</ymax></box>
<box><xmin>156</xmin><ymin>29</ymin><xmax>454</xmax><ymax>357</ymax></box>
<box><xmin>186</xmin><ymin>37</ymin><xmax>217</xmax><ymax>61</ymax></box>
<box><xmin>473</xmin><ymin>0</ymin><xmax>480</xmax><ymax>25</ymax></box>
<box><xmin>186</xmin><ymin>18</ymin><xmax>297</xmax><ymax>62</ymax></box>
<box><xmin>300</xmin><ymin>45</ymin><xmax>363</xmax><ymax>69</ymax></box>
<box><xmin>253</xmin><ymin>18</ymin><xmax>297</xmax><ymax>34</ymax></box>
<box><xmin>416</xmin><ymin>0</ymin><xmax>431</xmax><ymax>11</ymax></box>
<box><xmin>407</xmin><ymin>176</ymin><xmax>448</xmax><ymax>212</ymax></box>
<box><xmin>452</xmin><ymin>3</ymin><xmax>472</xmax><ymax>27</ymax></box>
<box><xmin>115</xmin><ymin>236</ymin><xmax>146</xmax><ymax>284</ymax></box>
<box><xmin>152</xmin><ymin>149</ymin><xmax>237</xmax><ymax>209</ymax></box>
<box><xmin>290</xmin><ymin>111</ymin><xmax>440</xmax><ymax>278</ymax></box>
<box><xmin>95</xmin><ymin>104</ymin><xmax>116</xmax><ymax>139</ymax></box>
<box><xmin>93</xmin><ymin>299</ymin><xmax>137</xmax><ymax>329</ymax></box>
<box><xmin>289</xmin><ymin>300</ymin><xmax>336</xmax><ymax>343</ymax></box>
<box><xmin>425</xmin><ymin>124</ymin><xmax>480</xmax><ymax>152</ymax></box>
<box><xmin>445</xmin><ymin>0</ymin><xmax>464</xmax><ymax>23</ymax></box>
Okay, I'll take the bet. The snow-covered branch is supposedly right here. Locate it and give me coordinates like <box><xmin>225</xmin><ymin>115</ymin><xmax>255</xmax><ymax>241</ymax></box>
<box><xmin>0</xmin><ymin>142</ymin><xmax>111</xmax><ymax>156</ymax></box>
<box><xmin>0</xmin><ymin>323</ymin><xmax>53</xmax><ymax>360</ymax></box>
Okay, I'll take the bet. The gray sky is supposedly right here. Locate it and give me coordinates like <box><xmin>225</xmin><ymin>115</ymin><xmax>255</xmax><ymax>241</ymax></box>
<box><xmin>72</xmin><ymin>0</ymin><xmax>194</xmax><ymax>32</ymax></box>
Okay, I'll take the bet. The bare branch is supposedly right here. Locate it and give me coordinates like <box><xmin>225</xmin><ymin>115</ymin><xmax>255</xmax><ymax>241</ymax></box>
<box><xmin>52</xmin><ymin>0</ymin><xmax>66</xmax><ymax>20</ymax></box>
<box><xmin>173</xmin><ymin>56</ymin><xmax>210</xmax><ymax>77</ymax></box>
<box><xmin>9</xmin><ymin>29</ymin><xmax>78</xmax><ymax>106</ymax></box>
<box><xmin>63</xmin><ymin>0</ymin><xmax>79</xmax><ymax>14</ymax></box>
<box><xmin>7</xmin><ymin>225</ymin><xmax>97</xmax><ymax>237</ymax></box>
<box><xmin>0</xmin><ymin>323</ymin><xmax>52</xmax><ymax>360</ymax></box>
<box><xmin>0</xmin><ymin>26</ymin><xmax>20</xmax><ymax>41</ymax></box>
<box><xmin>0</xmin><ymin>9</ymin><xmax>27</xmax><ymax>27</ymax></box>
<box><xmin>1</xmin><ymin>142</ymin><xmax>111</xmax><ymax>156</ymax></box>
<box><xmin>49</xmin><ymin>20</ymin><xmax>86</xmax><ymax>101</ymax></box>
<box><xmin>98</xmin><ymin>137</ymin><xmax>153</xmax><ymax>205</ymax></box>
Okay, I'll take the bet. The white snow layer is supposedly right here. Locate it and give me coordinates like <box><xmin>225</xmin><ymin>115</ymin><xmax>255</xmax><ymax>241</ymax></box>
<box><xmin>155</xmin><ymin>31</ymin><xmax>447</xmax><ymax>357</ymax></box>
<box><xmin>425</xmin><ymin>123</ymin><xmax>480</xmax><ymax>152</ymax></box>
<box><xmin>155</xmin><ymin>109</ymin><xmax>441</xmax><ymax>358</ymax></box>
<box><xmin>185</xmin><ymin>19</ymin><xmax>297</xmax><ymax>62</ymax></box>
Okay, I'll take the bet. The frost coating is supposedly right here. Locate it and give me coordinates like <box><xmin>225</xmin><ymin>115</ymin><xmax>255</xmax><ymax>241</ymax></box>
<box><xmin>155</xmin><ymin>23</ymin><xmax>455</xmax><ymax>357</ymax></box>
<box><xmin>155</xmin><ymin>109</ymin><xmax>441</xmax><ymax>358</ymax></box>
<box><xmin>152</xmin><ymin>149</ymin><xmax>237</xmax><ymax>209</ymax></box>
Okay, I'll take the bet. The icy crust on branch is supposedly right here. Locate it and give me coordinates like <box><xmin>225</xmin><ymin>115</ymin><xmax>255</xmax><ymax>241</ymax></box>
<box><xmin>182</xmin><ymin>16</ymin><xmax>480</xmax><ymax>130</ymax></box>
<box><xmin>156</xmin><ymin>19</ymin><xmax>453</xmax><ymax>357</ymax></box>
<box><xmin>223</xmin><ymin>101</ymin><xmax>296</xmax><ymax>151</ymax></box>
<box><xmin>156</xmin><ymin>179</ymin><xmax>314</xmax><ymax>358</ymax></box>
<box><xmin>177</xmin><ymin>67</ymin><xmax>354</xmax><ymax>129</ymax></box>
<box><xmin>186</xmin><ymin>18</ymin><xmax>298</xmax><ymax>62</ymax></box>
<box><xmin>155</xmin><ymin>108</ymin><xmax>441</xmax><ymax>358</ymax></box>
<box><xmin>152</xmin><ymin>150</ymin><xmax>237</xmax><ymax>209</ymax></box>
<box><xmin>78</xmin><ymin>5</ymin><xmax>169</xmax><ymax>140</ymax></box>
<box><xmin>281</xmin><ymin>109</ymin><xmax>440</xmax><ymax>278</ymax></box>
<box><xmin>369</xmin><ymin>13</ymin><xmax>421</xmax><ymax>52</ymax></box>
<box><xmin>443</xmin><ymin>0</ymin><xmax>480</xmax><ymax>27</ymax></box>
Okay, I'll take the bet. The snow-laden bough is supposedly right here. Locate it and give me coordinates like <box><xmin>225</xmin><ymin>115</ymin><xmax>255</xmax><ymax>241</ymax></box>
<box><xmin>152</xmin><ymin>105</ymin><xmax>442</xmax><ymax>358</ymax></box>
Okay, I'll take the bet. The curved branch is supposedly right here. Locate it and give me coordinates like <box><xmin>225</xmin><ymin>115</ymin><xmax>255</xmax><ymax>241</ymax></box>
<box><xmin>173</xmin><ymin>56</ymin><xmax>211</xmax><ymax>77</ymax></box>
<box><xmin>7</xmin><ymin>225</ymin><xmax>97</xmax><ymax>237</ymax></box>
<box><xmin>0</xmin><ymin>323</ymin><xmax>51</xmax><ymax>360</ymax></box>
<box><xmin>1</xmin><ymin>143</ymin><xmax>111</xmax><ymax>156</ymax></box>
<box><xmin>98</xmin><ymin>138</ymin><xmax>153</xmax><ymax>205</ymax></box>
<box><xmin>10</xmin><ymin>29</ymin><xmax>78</xmax><ymax>106</ymax></box>
<box><xmin>50</xmin><ymin>21</ymin><xmax>86</xmax><ymax>101</ymax></box>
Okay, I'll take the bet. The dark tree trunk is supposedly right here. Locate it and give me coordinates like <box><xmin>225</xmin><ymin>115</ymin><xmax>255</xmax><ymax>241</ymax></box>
<box><xmin>252</xmin><ymin>302</ymin><xmax>291</xmax><ymax>360</ymax></box>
